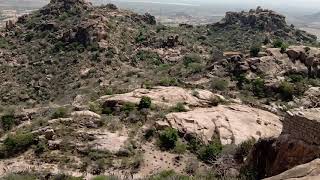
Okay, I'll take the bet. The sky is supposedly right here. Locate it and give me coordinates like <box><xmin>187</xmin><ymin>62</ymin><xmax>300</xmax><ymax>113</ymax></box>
<box><xmin>109</xmin><ymin>0</ymin><xmax>320</xmax><ymax>13</ymax></box>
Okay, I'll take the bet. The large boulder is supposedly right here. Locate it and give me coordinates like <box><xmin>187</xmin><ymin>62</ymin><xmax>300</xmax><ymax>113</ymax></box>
<box><xmin>263</xmin><ymin>159</ymin><xmax>320</xmax><ymax>180</ymax></box>
<box><xmin>160</xmin><ymin>104</ymin><xmax>282</xmax><ymax>145</ymax></box>
<box><xmin>245</xmin><ymin>108</ymin><xmax>320</xmax><ymax>178</ymax></box>
<box><xmin>98</xmin><ymin>86</ymin><xmax>222</xmax><ymax>108</ymax></box>
<box><xmin>298</xmin><ymin>87</ymin><xmax>320</xmax><ymax>108</ymax></box>
<box><xmin>79</xmin><ymin>129</ymin><xmax>128</xmax><ymax>153</ymax></box>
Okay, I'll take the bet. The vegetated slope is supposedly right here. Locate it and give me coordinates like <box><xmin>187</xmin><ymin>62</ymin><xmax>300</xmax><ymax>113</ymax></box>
<box><xmin>0</xmin><ymin>1</ymin><xmax>320</xmax><ymax>180</ymax></box>
<box><xmin>0</xmin><ymin>1</ymin><xmax>317</xmax><ymax>106</ymax></box>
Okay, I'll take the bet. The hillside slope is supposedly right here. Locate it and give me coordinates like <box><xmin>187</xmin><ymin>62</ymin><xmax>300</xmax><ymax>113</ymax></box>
<box><xmin>0</xmin><ymin>2</ymin><xmax>317</xmax><ymax>106</ymax></box>
<box><xmin>0</xmin><ymin>1</ymin><xmax>320</xmax><ymax>180</ymax></box>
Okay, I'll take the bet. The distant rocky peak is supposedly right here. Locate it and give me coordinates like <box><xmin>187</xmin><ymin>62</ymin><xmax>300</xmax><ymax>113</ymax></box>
<box><xmin>41</xmin><ymin>0</ymin><xmax>91</xmax><ymax>16</ymax></box>
<box><xmin>49</xmin><ymin>0</ymin><xmax>88</xmax><ymax>5</ymax></box>
<box><xmin>219</xmin><ymin>6</ymin><xmax>287</xmax><ymax>31</ymax></box>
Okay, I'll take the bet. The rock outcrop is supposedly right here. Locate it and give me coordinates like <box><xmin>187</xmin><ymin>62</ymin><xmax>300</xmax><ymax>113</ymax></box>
<box><xmin>157</xmin><ymin>104</ymin><xmax>282</xmax><ymax>145</ymax></box>
<box><xmin>298</xmin><ymin>87</ymin><xmax>320</xmax><ymax>108</ymax></box>
<box><xmin>245</xmin><ymin>108</ymin><xmax>320</xmax><ymax>179</ymax></box>
<box><xmin>263</xmin><ymin>159</ymin><xmax>320</xmax><ymax>180</ymax></box>
<box><xmin>99</xmin><ymin>86</ymin><xmax>223</xmax><ymax>108</ymax></box>
<box><xmin>216</xmin><ymin>7</ymin><xmax>317</xmax><ymax>43</ymax></box>
<box><xmin>286</xmin><ymin>46</ymin><xmax>320</xmax><ymax>77</ymax></box>
<box><xmin>41</xmin><ymin>0</ymin><xmax>91</xmax><ymax>16</ymax></box>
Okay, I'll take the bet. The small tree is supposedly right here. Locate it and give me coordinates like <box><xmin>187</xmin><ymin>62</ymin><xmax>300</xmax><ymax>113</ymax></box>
<box><xmin>234</xmin><ymin>138</ymin><xmax>256</xmax><ymax>163</ymax></box>
<box><xmin>278</xmin><ymin>81</ymin><xmax>294</xmax><ymax>101</ymax></box>
<box><xmin>273</xmin><ymin>39</ymin><xmax>284</xmax><ymax>48</ymax></box>
<box><xmin>183</xmin><ymin>53</ymin><xmax>202</xmax><ymax>67</ymax></box>
<box><xmin>138</xmin><ymin>96</ymin><xmax>152</xmax><ymax>110</ymax></box>
<box><xmin>210</xmin><ymin>78</ymin><xmax>229</xmax><ymax>91</ymax></box>
<box><xmin>51</xmin><ymin>107</ymin><xmax>68</xmax><ymax>119</ymax></box>
<box><xmin>198</xmin><ymin>139</ymin><xmax>223</xmax><ymax>163</ymax></box>
<box><xmin>159</xmin><ymin>128</ymin><xmax>178</xmax><ymax>150</ymax></box>
<box><xmin>2</xmin><ymin>132</ymin><xmax>35</xmax><ymax>157</ymax></box>
<box><xmin>1</xmin><ymin>114</ymin><xmax>15</xmax><ymax>131</ymax></box>
<box><xmin>250</xmin><ymin>45</ymin><xmax>261</xmax><ymax>57</ymax></box>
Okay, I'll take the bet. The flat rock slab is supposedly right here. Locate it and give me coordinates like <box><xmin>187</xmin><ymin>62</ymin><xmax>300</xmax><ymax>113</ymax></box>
<box><xmin>85</xmin><ymin>129</ymin><xmax>128</xmax><ymax>153</ymax></box>
<box><xmin>99</xmin><ymin>86</ymin><xmax>220</xmax><ymax>108</ymax></box>
<box><xmin>264</xmin><ymin>159</ymin><xmax>320</xmax><ymax>180</ymax></box>
<box><xmin>163</xmin><ymin>104</ymin><xmax>282</xmax><ymax>145</ymax></box>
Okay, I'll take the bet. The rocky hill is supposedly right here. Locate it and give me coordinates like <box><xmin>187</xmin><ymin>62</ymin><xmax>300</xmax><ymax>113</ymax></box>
<box><xmin>209</xmin><ymin>7</ymin><xmax>317</xmax><ymax>50</ymax></box>
<box><xmin>0</xmin><ymin>0</ymin><xmax>320</xmax><ymax>179</ymax></box>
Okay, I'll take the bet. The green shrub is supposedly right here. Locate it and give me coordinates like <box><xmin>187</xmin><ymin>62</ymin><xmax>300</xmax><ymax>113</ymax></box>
<box><xmin>135</xmin><ymin>31</ymin><xmax>147</xmax><ymax>43</ymax></box>
<box><xmin>174</xmin><ymin>140</ymin><xmax>187</xmax><ymax>154</ymax></box>
<box><xmin>51</xmin><ymin>174</ymin><xmax>83</xmax><ymax>180</ymax></box>
<box><xmin>185</xmin><ymin>134</ymin><xmax>203</xmax><ymax>153</ymax></box>
<box><xmin>198</xmin><ymin>140</ymin><xmax>223</xmax><ymax>163</ymax></box>
<box><xmin>183</xmin><ymin>53</ymin><xmax>201</xmax><ymax>67</ymax></box>
<box><xmin>278</xmin><ymin>81</ymin><xmax>294</xmax><ymax>101</ymax></box>
<box><xmin>251</xmin><ymin>78</ymin><xmax>267</xmax><ymax>97</ymax></box>
<box><xmin>88</xmin><ymin>149</ymin><xmax>112</xmax><ymax>161</ymax></box>
<box><xmin>250</xmin><ymin>45</ymin><xmax>261</xmax><ymax>57</ymax></box>
<box><xmin>2</xmin><ymin>173</ymin><xmax>37</xmax><ymax>180</ymax></box>
<box><xmin>1</xmin><ymin>114</ymin><xmax>15</xmax><ymax>131</ymax></box>
<box><xmin>159</xmin><ymin>128</ymin><xmax>178</xmax><ymax>150</ymax></box>
<box><xmin>187</xmin><ymin>63</ymin><xmax>204</xmax><ymax>73</ymax></box>
<box><xmin>51</xmin><ymin>107</ymin><xmax>68</xmax><ymax>119</ymax></box>
<box><xmin>135</xmin><ymin>50</ymin><xmax>162</xmax><ymax>65</ymax></box>
<box><xmin>104</xmin><ymin>88</ymin><xmax>113</xmax><ymax>95</ymax></box>
<box><xmin>1</xmin><ymin>132</ymin><xmax>36</xmax><ymax>158</ymax></box>
<box><xmin>34</xmin><ymin>140</ymin><xmax>47</xmax><ymax>155</ymax></box>
<box><xmin>280</xmin><ymin>44</ymin><xmax>288</xmax><ymax>53</ymax></box>
<box><xmin>273</xmin><ymin>39</ymin><xmax>284</xmax><ymax>48</ymax></box>
<box><xmin>239</xmin><ymin>166</ymin><xmax>258</xmax><ymax>180</ymax></box>
<box><xmin>234</xmin><ymin>138</ymin><xmax>256</xmax><ymax>163</ymax></box>
<box><xmin>273</xmin><ymin>39</ymin><xmax>288</xmax><ymax>53</ymax></box>
<box><xmin>58</xmin><ymin>12</ymin><xmax>70</xmax><ymax>21</ymax></box>
<box><xmin>121</xmin><ymin>102</ymin><xmax>136</xmax><ymax>113</ymax></box>
<box><xmin>138</xmin><ymin>96</ymin><xmax>152</xmax><ymax>110</ymax></box>
<box><xmin>0</xmin><ymin>37</ymin><xmax>10</xmax><ymax>49</ymax></box>
<box><xmin>209</xmin><ymin>96</ymin><xmax>225</xmax><ymax>106</ymax></box>
<box><xmin>89</xmin><ymin>102</ymin><xmax>102</xmax><ymax>114</ymax></box>
<box><xmin>159</xmin><ymin>77</ymin><xmax>178</xmax><ymax>86</ymax></box>
<box><xmin>92</xmin><ymin>175</ymin><xmax>119</xmax><ymax>180</ymax></box>
<box><xmin>210</xmin><ymin>78</ymin><xmax>229</xmax><ymax>91</ymax></box>
<box><xmin>171</xmin><ymin>102</ymin><xmax>187</xmax><ymax>112</ymax></box>
<box><xmin>149</xmin><ymin>170</ymin><xmax>190</xmax><ymax>180</ymax></box>
<box><xmin>144</xmin><ymin>128</ymin><xmax>155</xmax><ymax>141</ymax></box>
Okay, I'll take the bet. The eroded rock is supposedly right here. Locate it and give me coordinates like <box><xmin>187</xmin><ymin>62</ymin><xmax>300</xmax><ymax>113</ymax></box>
<box><xmin>263</xmin><ymin>159</ymin><xmax>320</xmax><ymax>180</ymax></box>
<box><xmin>160</xmin><ymin>104</ymin><xmax>282</xmax><ymax>145</ymax></box>
<box><xmin>99</xmin><ymin>86</ymin><xmax>222</xmax><ymax>108</ymax></box>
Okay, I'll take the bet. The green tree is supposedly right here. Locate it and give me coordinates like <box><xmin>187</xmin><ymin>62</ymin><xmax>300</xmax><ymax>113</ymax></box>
<box><xmin>159</xmin><ymin>128</ymin><xmax>178</xmax><ymax>150</ymax></box>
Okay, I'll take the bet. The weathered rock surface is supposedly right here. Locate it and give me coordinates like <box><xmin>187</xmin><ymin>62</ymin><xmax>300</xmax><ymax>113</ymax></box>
<box><xmin>99</xmin><ymin>86</ymin><xmax>221</xmax><ymax>108</ymax></box>
<box><xmin>263</xmin><ymin>159</ymin><xmax>320</xmax><ymax>180</ymax></box>
<box><xmin>159</xmin><ymin>104</ymin><xmax>282</xmax><ymax>145</ymax></box>
<box><xmin>298</xmin><ymin>87</ymin><xmax>320</xmax><ymax>108</ymax></box>
<box><xmin>78</xmin><ymin>129</ymin><xmax>128</xmax><ymax>153</ymax></box>
<box><xmin>284</xmin><ymin>108</ymin><xmax>320</xmax><ymax>145</ymax></box>
<box><xmin>217</xmin><ymin>7</ymin><xmax>317</xmax><ymax>43</ymax></box>
<box><xmin>245</xmin><ymin>109</ymin><xmax>320</xmax><ymax>179</ymax></box>
<box><xmin>71</xmin><ymin>110</ymin><xmax>101</xmax><ymax>119</ymax></box>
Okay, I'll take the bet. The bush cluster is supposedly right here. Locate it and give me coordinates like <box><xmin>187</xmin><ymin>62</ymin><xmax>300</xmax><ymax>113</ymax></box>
<box><xmin>51</xmin><ymin>107</ymin><xmax>68</xmax><ymax>119</ymax></box>
<box><xmin>159</xmin><ymin>128</ymin><xmax>178</xmax><ymax>150</ymax></box>
<box><xmin>250</xmin><ymin>45</ymin><xmax>261</xmax><ymax>57</ymax></box>
<box><xmin>210</xmin><ymin>78</ymin><xmax>229</xmax><ymax>91</ymax></box>
<box><xmin>138</xmin><ymin>96</ymin><xmax>152</xmax><ymax>110</ymax></box>
<box><xmin>1</xmin><ymin>114</ymin><xmax>16</xmax><ymax>131</ymax></box>
<box><xmin>0</xmin><ymin>132</ymin><xmax>36</xmax><ymax>158</ymax></box>
<box><xmin>273</xmin><ymin>39</ymin><xmax>288</xmax><ymax>53</ymax></box>
<box><xmin>198</xmin><ymin>140</ymin><xmax>223</xmax><ymax>163</ymax></box>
